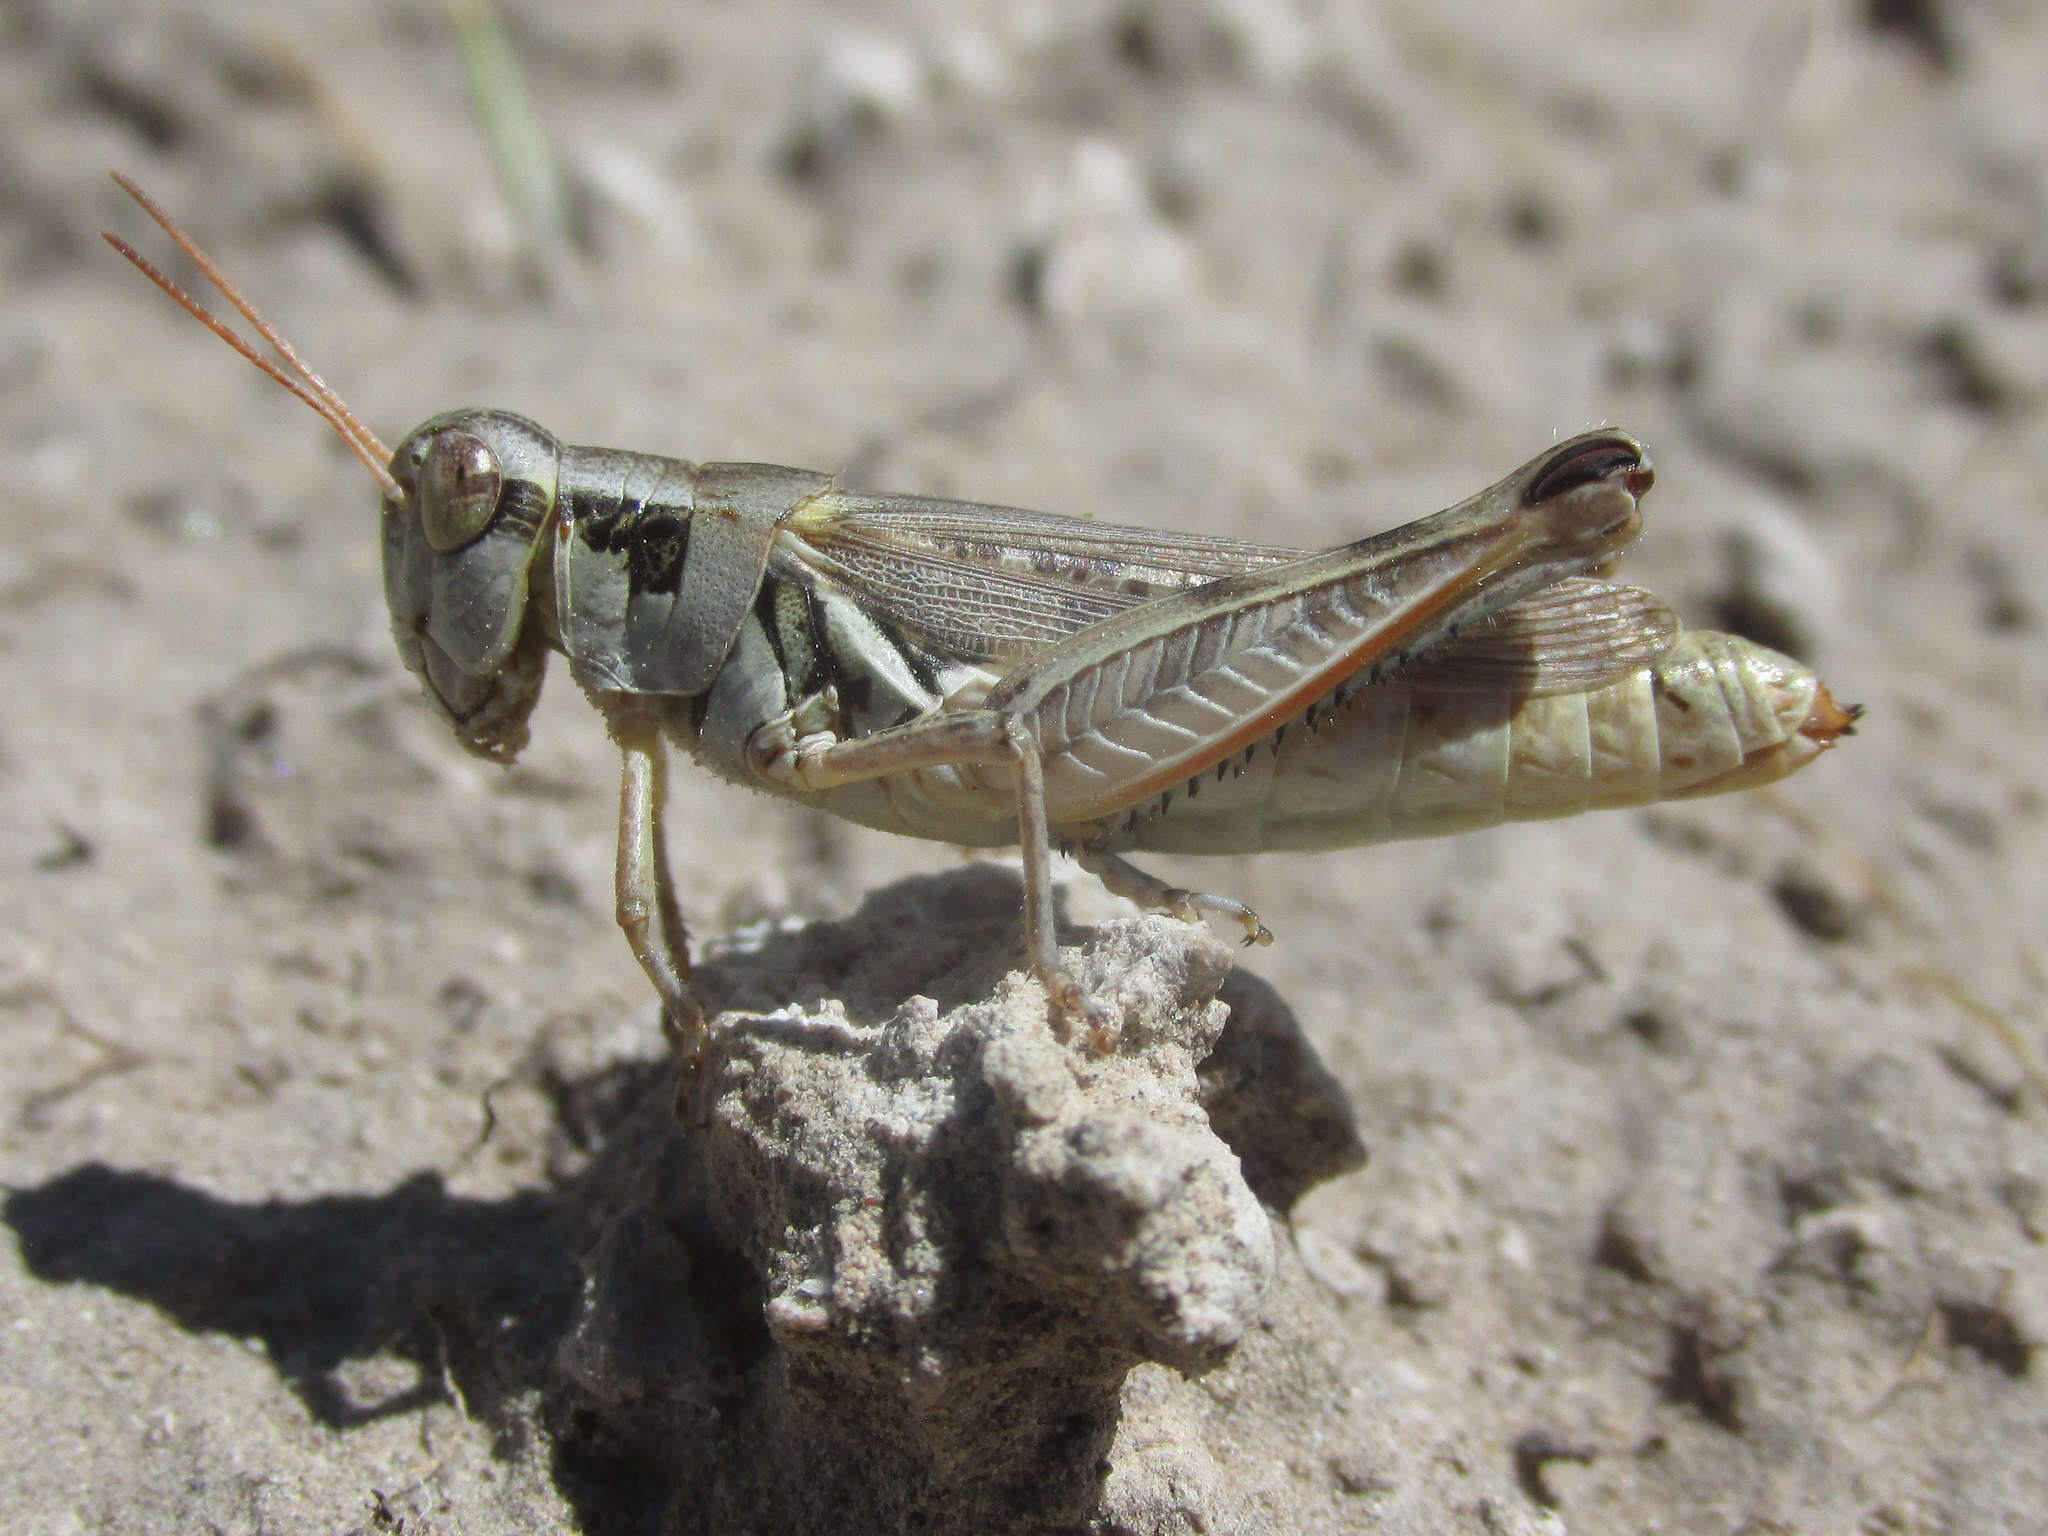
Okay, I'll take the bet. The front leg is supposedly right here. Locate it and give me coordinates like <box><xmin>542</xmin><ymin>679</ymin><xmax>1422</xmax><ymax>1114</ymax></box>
<box><xmin>600</xmin><ymin>696</ymin><xmax>709</xmax><ymax>1063</ymax></box>
<box><xmin>783</xmin><ymin>711</ymin><xmax>1109</xmax><ymax>1040</ymax></box>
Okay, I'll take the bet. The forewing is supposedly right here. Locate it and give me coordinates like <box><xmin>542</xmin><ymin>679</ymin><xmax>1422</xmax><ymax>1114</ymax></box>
<box><xmin>817</xmin><ymin>493</ymin><xmax>1306</xmax><ymax>582</ymax></box>
<box><xmin>790</xmin><ymin>490</ymin><xmax>1306</xmax><ymax>665</ymax></box>
<box><xmin>791</xmin><ymin>492</ymin><xmax>1673</xmax><ymax>702</ymax></box>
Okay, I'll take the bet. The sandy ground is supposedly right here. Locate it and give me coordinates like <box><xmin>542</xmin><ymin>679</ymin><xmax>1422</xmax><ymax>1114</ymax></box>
<box><xmin>3</xmin><ymin>0</ymin><xmax>2045</xmax><ymax>1531</ymax></box>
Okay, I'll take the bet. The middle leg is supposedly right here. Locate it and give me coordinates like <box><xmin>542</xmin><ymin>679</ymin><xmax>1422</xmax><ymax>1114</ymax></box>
<box><xmin>783</xmin><ymin>709</ymin><xmax>1109</xmax><ymax>1036</ymax></box>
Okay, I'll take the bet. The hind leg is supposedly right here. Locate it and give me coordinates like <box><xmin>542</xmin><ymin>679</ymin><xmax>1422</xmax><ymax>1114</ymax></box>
<box><xmin>1076</xmin><ymin>848</ymin><xmax>1274</xmax><ymax>947</ymax></box>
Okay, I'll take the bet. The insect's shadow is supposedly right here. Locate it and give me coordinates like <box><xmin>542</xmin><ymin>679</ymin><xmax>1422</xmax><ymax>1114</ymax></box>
<box><xmin>2</xmin><ymin>1161</ymin><xmax>579</xmax><ymax>1439</ymax></box>
<box><xmin>3</xmin><ymin>865</ymin><xmax>1361</xmax><ymax>1530</ymax></box>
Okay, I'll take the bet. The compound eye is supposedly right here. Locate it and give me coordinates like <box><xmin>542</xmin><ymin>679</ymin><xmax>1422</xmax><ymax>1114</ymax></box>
<box><xmin>419</xmin><ymin>429</ymin><xmax>504</xmax><ymax>551</ymax></box>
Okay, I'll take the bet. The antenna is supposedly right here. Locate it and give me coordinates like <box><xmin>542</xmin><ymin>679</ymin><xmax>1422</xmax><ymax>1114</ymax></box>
<box><xmin>102</xmin><ymin>172</ymin><xmax>404</xmax><ymax>504</ymax></box>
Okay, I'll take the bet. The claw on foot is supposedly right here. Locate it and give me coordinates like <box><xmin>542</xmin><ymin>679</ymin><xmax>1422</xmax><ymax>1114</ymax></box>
<box><xmin>668</xmin><ymin>1010</ymin><xmax>715</xmax><ymax>1123</ymax></box>
<box><xmin>1040</xmin><ymin>966</ymin><xmax>1121</xmax><ymax>1053</ymax></box>
<box><xmin>1042</xmin><ymin>967</ymin><xmax>1086</xmax><ymax>1033</ymax></box>
<box><xmin>1165</xmin><ymin>886</ymin><xmax>1272</xmax><ymax>948</ymax></box>
<box><xmin>661</xmin><ymin>998</ymin><xmax>710</xmax><ymax>1058</ymax></box>
<box><xmin>1081</xmin><ymin>993</ymin><xmax>1120</xmax><ymax>1055</ymax></box>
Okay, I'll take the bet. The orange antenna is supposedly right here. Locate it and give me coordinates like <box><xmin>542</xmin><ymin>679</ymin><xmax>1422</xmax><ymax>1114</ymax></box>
<box><xmin>102</xmin><ymin>172</ymin><xmax>404</xmax><ymax>504</ymax></box>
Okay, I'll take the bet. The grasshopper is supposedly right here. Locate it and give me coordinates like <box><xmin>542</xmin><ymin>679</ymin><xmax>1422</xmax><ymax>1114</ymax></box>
<box><xmin>105</xmin><ymin>174</ymin><xmax>1856</xmax><ymax>1058</ymax></box>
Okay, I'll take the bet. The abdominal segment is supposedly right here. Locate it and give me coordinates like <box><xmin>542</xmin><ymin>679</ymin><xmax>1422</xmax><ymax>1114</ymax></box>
<box><xmin>1103</xmin><ymin>630</ymin><xmax>1849</xmax><ymax>856</ymax></box>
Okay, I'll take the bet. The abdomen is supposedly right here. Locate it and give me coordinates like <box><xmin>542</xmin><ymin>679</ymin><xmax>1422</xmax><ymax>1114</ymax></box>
<box><xmin>1093</xmin><ymin>630</ymin><xmax>1855</xmax><ymax>855</ymax></box>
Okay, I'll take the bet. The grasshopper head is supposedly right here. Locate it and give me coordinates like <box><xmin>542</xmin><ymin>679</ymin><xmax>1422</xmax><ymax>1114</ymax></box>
<box><xmin>103</xmin><ymin>177</ymin><xmax>561</xmax><ymax>763</ymax></box>
<box><xmin>383</xmin><ymin>410</ymin><xmax>562</xmax><ymax>763</ymax></box>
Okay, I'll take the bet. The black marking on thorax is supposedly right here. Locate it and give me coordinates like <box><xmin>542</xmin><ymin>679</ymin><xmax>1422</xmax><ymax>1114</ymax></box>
<box><xmin>568</xmin><ymin>484</ymin><xmax>691</xmax><ymax>595</ymax></box>
<box><xmin>886</xmin><ymin>613</ymin><xmax>943</xmax><ymax>698</ymax></box>
<box><xmin>790</xmin><ymin>572</ymin><xmax>942</xmax><ymax>730</ymax></box>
